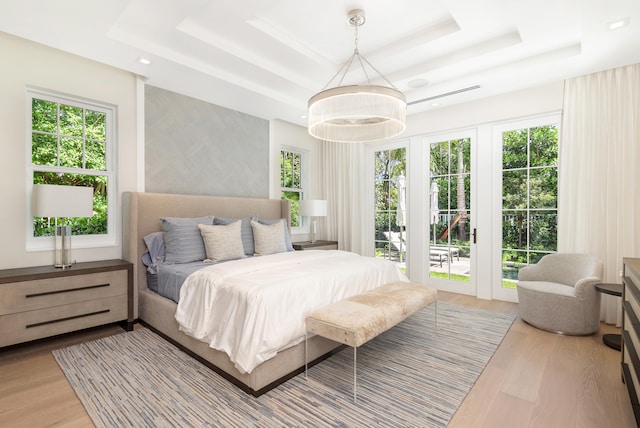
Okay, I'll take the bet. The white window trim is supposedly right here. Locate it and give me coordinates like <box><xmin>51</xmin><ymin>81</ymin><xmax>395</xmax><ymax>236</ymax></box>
<box><xmin>25</xmin><ymin>87</ymin><xmax>118</xmax><ymax>251</ymax></box>
<box><xmin>281</xmin><ymin>146</ymin><xmax>309</xmax><ymax>235</ymax></box>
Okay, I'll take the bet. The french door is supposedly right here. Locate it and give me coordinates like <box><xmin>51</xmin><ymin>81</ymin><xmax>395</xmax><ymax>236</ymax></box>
<box><xmin>424</xmin><ymin>132</ymin><xmax>476</xmax><ymax>295</ymax></box>
<box><xmin>373</xmin><ymin>146</ymin><xmax>407</xmax><ymax>271</ymax></box>
<box><xmin>492</xmin><ymin>115</ymin><xmax>560</xmax><ymax>301</ymax></box>
<box><xmin>368</xmin><ymin>116</ymin><xmax>556</xmax><ymax>301</ymax></box>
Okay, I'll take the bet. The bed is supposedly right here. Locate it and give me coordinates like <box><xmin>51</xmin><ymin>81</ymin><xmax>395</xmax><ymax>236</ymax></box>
<box><xmin>122</xmin><ymin>191</ymin><xmax>406</xmax><ymax>396</ymax></box>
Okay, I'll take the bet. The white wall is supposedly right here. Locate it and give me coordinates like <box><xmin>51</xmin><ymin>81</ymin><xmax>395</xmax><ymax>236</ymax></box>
<box><xmin>0</xmin><ymin>32</ymin><xmax>138</xmax><ymax>269</ymax></box>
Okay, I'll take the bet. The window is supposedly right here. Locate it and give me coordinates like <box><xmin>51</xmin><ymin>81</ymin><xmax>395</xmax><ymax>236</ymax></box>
<box><xmin>27</xmin><ymin>89</ymin><xmax>116</xmax><ymax>249</ymax></box>
<box><xmin>501</xmin><ymin>123</ymin><xmax>558</xmax><ymax>282</ymax></box>
<box><xmin>280</xmin><ymin>149</ymin><xmax>305</xmax><ymax>227</ymax></box>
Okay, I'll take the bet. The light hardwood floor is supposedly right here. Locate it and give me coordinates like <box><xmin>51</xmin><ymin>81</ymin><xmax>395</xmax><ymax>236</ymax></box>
<box><xmin>0</xmin><ymin>292</ymin><xmax>635</xmax><ymax>427</ymax></box>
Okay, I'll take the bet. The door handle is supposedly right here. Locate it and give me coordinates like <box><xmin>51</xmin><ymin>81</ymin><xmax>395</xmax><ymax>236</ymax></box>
<box><xmin>473</xmin><ymin>228</ymin><xmax>477</xmax><ymax>244</ymax></box>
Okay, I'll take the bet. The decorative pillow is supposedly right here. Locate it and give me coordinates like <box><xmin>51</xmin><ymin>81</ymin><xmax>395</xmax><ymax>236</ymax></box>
<box><xmin>258</xmin><ymin>218</ymin><xmax>295</xmax><ymax>252</ymax></box>
<box><xmin>213</xmin><ymin>215</ymin><xmax>257</xmax><ymax>256</ymax></box>
<box><xmin>198</xmin><ymin>221</ymin><xmax>246</xmax><ymax>262</ymax></box>
<box><xmin>251</xmin><ymin>219</ymin><xmax>287</xmax><ymax>256</ymax></box>
<box><xmin>161</xmin><ymin>216</ymin><xmax>214</xmax><ymax>264</ymax></box>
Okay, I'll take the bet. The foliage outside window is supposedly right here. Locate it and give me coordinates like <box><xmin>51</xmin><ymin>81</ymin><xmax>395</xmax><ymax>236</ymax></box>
<box><xmin>280</xmin><ymin>150</ymin><xmax>303</xmax><ymax>227</ymax></box>
<box><xmin>374</xmin><ymin>148</ymin><xmax>406</xmax><ymax>262</ymax></box>
<box><xmin>501</xmin><ymin>124</ymin><xmax>558</xmax><ymax>281</ymax></box>
<box><xmin>429</xmin><ymin>138</ymin><xmax>471</xmax><ymax>282</ymax></box>
<box><xmin>30</xmin><ymin>93</ymin><xmax>113</xmax><ymax>239</ymax></box>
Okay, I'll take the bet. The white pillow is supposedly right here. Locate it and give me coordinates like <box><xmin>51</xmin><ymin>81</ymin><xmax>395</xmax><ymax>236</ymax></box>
<box><xmin>251</xmin><ymin>219</ymin><xmax>287</xmax><ymax>256</ymax></box>
<box><xmin>198</xmin><ymin>221</ymin><xmax>246</xmax><ymax>262</ymax></box>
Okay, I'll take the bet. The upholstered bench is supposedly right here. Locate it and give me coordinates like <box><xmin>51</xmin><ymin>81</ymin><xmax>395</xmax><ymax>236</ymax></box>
<box><xmin>305</xmin><ymin>281</ymin><xmax>437</xmax><ymax>401</ymax></box>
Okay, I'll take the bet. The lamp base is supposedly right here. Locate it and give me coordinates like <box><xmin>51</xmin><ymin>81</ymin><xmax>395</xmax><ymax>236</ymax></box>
<box><xmin>55</xmin><ymin>225</ymin><xmax>72</xmax><ymax>269</ymax></box>
<box><xmin>310</xmin><ymin>219</ymin><xmax>317</xmax><ymax>243</ymax></box>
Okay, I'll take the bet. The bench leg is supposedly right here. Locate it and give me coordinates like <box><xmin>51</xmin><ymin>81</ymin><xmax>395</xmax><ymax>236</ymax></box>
<box><xmin>305</xmin><ymin>332</ymin><xmax>308</xmax><ymax>380</ymax></box>
<box><xmin>353</xmin><ymin>346</ymin><xmax>357</xmax><ymax>403</ymax></box>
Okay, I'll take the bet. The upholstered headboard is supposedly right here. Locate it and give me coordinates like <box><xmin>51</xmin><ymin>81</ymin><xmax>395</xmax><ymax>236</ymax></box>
<box><xmin>122</xmin><ymin>192</ymin><xmax>291</xmax><ymax>318</ymax></box>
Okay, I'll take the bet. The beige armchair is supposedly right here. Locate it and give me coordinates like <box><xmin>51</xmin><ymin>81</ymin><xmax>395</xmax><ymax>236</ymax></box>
<box><xmin>516</xmin><ymin>253</ymin><xmax>603</xmax><ymax>335</ymax></box>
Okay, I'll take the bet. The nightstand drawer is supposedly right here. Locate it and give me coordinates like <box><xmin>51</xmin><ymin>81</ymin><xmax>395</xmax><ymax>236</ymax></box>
<box><xmin>0</xmin><ymin>270</ymin><xmax>128</xmax><ymax>315</ymax></box>
<box><xmin>0</xmin><ymin>295</ymin><xmax>128</xmax><ymax>346</ymax></box>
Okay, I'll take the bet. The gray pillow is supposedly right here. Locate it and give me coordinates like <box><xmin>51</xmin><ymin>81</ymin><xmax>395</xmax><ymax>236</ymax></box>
<box><xmin>214</xmin><ymin>215</ymin><xmax>257</xmax><ymax>256</ymax></box>
<box><xmin>161</xmin><ymin>216</ymin><xmax>214</xmax><ymax>263</ymax></box>
<box><xmin>142</xmin><ymin>231</ymin><xmax>165</xmax><ymax>273</ymax></box>
<box><xmin>258</xmin><ymin>218</ymin><xmax>294</xmax><ymax>252</ymax></box>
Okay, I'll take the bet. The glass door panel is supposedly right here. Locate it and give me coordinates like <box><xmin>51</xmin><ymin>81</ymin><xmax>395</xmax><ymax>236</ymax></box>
<box><xmin>497</xmin><ymin>122</ymin><xmax>558</xmax><ymax>297</ymax></box>
<box><xmin>428</xmin><ymin>138</ymin><xmax>472</xmax><ymax>288</ymax></box>
<box><xmin>374</xmin><ymin>148</ymin><xmax>407</xmax><ymax>269</ymax></box>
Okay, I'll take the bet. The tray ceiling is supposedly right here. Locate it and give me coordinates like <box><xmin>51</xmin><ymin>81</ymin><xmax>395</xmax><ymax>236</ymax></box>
<box><xmin>1</xmin><ymin>0</ymin><xmax>639</xmax><ymax>127</ymax></box>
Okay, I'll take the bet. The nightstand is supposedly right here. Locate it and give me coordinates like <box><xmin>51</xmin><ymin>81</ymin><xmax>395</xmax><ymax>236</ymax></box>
<box><xmin>0</xmin><ymin>259</ymin><xmax>133</xmax><ymax>347</ymax></box>
<box><xmin>292</xmin><ymin>240</ymin><xmax>338</xmax><ymax>251</ymax></box>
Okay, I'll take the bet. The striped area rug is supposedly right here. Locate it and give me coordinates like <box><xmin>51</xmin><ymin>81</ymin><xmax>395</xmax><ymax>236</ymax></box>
<box><xmin>53</xmin><ymin>302</ymin><xmax>515</xmax><ymax>427</ymax></box>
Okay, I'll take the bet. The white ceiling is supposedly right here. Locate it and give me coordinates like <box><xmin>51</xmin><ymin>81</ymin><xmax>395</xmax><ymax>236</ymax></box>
<box><xmin>1</xmin><ymin>0</ymin><xmax>639</xmax><ymax>127</ymax></box>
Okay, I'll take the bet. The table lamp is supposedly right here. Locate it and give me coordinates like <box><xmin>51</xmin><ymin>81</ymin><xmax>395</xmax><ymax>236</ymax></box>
<box><xmin>33</xmin><ymin>184</ymin><xmax>94</xmax><ymax>268</ymax></box>
<box><xmin>298</xmin><ymin>199</ymin><xmax>327</xmax><ymax>243</ymax></box>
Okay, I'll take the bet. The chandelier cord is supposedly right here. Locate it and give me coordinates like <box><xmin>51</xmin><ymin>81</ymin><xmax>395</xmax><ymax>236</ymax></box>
<box><xmin>321</xmin><ymin>17</ymin><xmax>399</xmax><ymax>91</ymax></box>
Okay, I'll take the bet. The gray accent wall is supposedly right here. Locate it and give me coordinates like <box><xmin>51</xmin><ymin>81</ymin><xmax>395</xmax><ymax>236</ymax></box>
<box><xmin>145</xmin><ymin>85</ymin><xmax>269</xmax><ymax>197</ymax></box>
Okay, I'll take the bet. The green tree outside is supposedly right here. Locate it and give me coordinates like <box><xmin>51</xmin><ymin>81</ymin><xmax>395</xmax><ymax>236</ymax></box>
<box><xmin>32</xmin><ymin>98</ymin><xmax>108</xmax><ymax>236</ymax></box>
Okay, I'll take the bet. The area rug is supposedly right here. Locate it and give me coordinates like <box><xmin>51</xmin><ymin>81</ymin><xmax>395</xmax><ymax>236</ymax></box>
<box><xmin>53</xmin><ymin>302</ymin><xmax>515</xmax><ymax>427</ymax></box>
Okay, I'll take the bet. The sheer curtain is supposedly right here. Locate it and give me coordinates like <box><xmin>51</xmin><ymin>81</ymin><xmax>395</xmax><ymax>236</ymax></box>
<box><xmin>558</xmin><ymin>63</ymin><xmax>640</xmax><ymax>326</ymax></box>
<box><xmin>317</xmin><ymin>141</ymin><xmax>366</xmax><ymax>254</ymax></box>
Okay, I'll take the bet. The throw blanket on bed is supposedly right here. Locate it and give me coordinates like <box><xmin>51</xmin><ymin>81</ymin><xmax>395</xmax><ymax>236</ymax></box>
<box><xmin>175</xmin><ymin>250</ymin><xmax>407</xmax><ymax>374</ymax></box>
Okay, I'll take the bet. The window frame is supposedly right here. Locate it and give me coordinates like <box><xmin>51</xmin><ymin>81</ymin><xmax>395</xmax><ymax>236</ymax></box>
<box><xmin>25</xmin><ymin>88</ymin><xmax>118</xmax><ymax>251</ymax></box>
<box><xmin>280</xmin><ymin>146</ymin><xmax>308</xmax><ymax>234</ymax></box>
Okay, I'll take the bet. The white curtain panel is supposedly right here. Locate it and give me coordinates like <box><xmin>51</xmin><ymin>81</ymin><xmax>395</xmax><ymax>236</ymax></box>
<box><xmin>317</xmin><ymin>141</ymin><xmax>366</xmax><ymax>254</ymax></box>
<box><xmin>558</xmin><ymin>63</ymin><xmax>640</xmax><ymax>326</ymax></box>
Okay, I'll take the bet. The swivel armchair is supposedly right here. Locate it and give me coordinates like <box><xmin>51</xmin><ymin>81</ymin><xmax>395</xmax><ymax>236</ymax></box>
<box><xmin>516</xmin><ymin>253</ymin><xmax>603</xmax><ymax>335</ymax></box>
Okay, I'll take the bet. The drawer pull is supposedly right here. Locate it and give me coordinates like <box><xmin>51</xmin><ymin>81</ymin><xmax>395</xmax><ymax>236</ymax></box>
<box><xmin>25</xmin><ymin>283</ymin><xmax>110</xmax><ymax>298</ymax></box>
<box><xmin>26</xmin><ymin>309</ymin><xmax>110</xmax><ymax>328</ymax></box>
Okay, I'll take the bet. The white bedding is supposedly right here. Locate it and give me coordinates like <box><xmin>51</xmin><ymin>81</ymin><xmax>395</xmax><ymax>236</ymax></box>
<box><xmin>175</xmin><ymin>250</ymin><xmax>408</xmax><ymax>374</ymax></box>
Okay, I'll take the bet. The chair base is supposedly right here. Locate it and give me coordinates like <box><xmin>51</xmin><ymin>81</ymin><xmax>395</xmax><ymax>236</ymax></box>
<box><xmin>521</xmin><ymin>318</ymin><xmax>596</xmax><ymax>336</ymax></box>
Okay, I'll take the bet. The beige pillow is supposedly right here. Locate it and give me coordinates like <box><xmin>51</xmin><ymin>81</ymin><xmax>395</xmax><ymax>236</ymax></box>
<box><xmin>251</xmin><ymin>219</ymin><xmax>287</xmax><ymax>256</ymax></box>
<box><xmin>198</xmin><ymin>221</ymin><xmax>246</xmax><ymax>262</ymax></box>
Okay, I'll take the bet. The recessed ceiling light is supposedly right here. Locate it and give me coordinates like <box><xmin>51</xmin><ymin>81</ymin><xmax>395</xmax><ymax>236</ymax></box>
<box><xmin>608</xmin><ymin>17</ymin><xmax>629</xmax><ymax>31</ymax></box>
<box><xmin>299</xmin><ymin>114</ymin><xmax>307</xmax><ymax>119</ymax></box>
<box><xmin>431</xmin><ymin>102</ymin><xmax>440</xmax><ymax>107</ymax></box>
<box><xmin>137</xmin><ymin>57</ymin><xmax>152</xmax><ymax>65</ymax></box>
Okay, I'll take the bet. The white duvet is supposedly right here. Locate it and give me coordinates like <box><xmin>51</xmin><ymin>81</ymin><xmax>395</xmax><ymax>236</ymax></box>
<box><xmin>175</xmin><ymin>250</ymin><xmax>407</xmax><ymax>374</ymax></box>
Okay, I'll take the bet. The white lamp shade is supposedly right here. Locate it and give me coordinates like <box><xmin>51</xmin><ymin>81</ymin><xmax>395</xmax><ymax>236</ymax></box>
<box><xmin>299</xmin><ymin>199</ymin><xmax>327</xmax><ymax>217</ymax></box>
<box><xmin>33</xmin><ymin>184</ymin><xmax>94</xmax><ymax>218</ymax></box>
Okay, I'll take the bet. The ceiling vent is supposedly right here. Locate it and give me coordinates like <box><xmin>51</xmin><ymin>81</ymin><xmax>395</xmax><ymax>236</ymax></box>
<box><xmin>407</xmin><ymin>85</ymin><xmax>481</xmax><ymax>106</ymax></box>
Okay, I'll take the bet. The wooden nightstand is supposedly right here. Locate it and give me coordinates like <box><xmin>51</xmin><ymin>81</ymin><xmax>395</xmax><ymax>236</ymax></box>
<box><xmin>292</xmin><ymin>240</ymin><xmax>338</xmax><ymax>251</ymax></box>
<box><xmin>0</xmin><ymin>259</ymin><xmax>133</xmax><ymax>347</ymax></box>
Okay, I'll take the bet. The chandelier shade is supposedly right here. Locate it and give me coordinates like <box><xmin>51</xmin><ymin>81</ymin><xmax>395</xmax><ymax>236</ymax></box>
<box><xmin>307</xmin><ymin>9</ymin><xmax>407</xmax><ymax>143</ymax></box>
<box><xmin>308</xmin><ymin>85</ymin><xmax>406</xmax><ymax>143</ymax></box>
